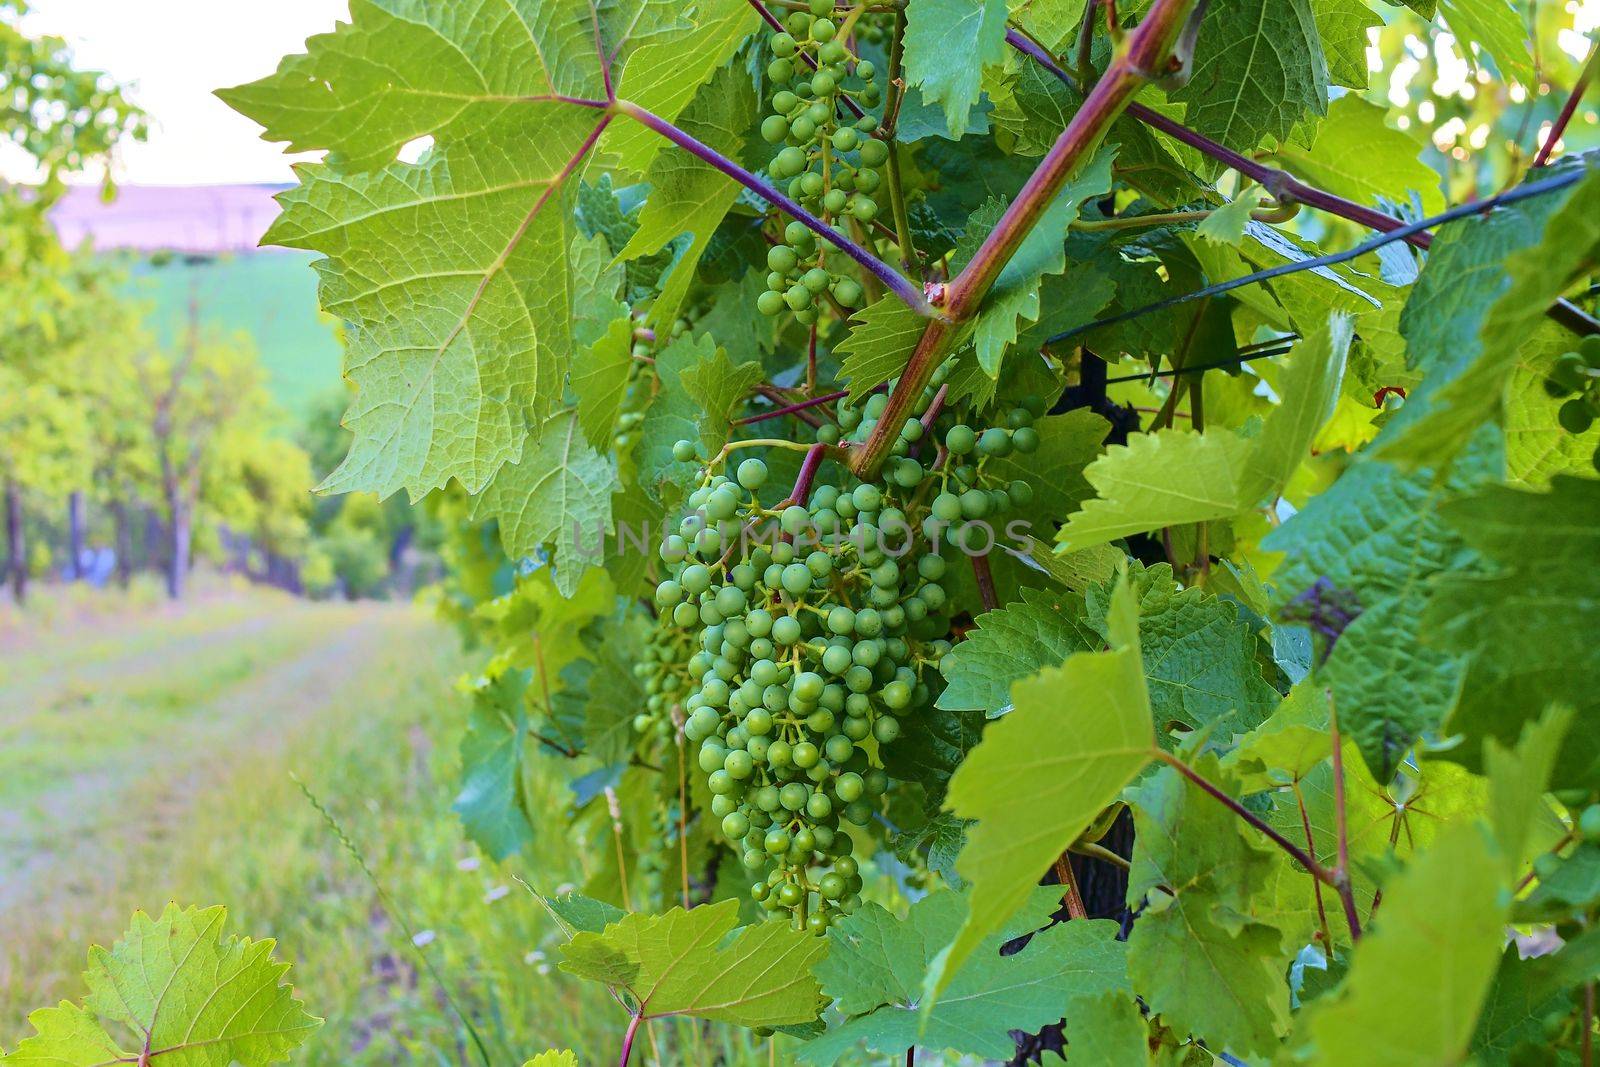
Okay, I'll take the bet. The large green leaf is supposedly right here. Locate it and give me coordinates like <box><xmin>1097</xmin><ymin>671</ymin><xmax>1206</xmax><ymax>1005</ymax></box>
<box><xmin>476</xmin><ymin>409</ymin><xmax>619</xmax><ymax>593</ymax></box>
<box><xmin>1428</xmin><ymin>476</ymin><xmax>1600</xmax><ymax>786</ymax></box>
<box><xmin>903</xmin><ymin>0</ymin><xmax>1010</xmax><ymax>139</ymax></box>
<box><xmin>933</xmin><ymin>574</ymin><xmax>1154</xmax><ymax>996</ymax></box>
<box><xmin>1380</xmin><ymin>158</ymin><xmax>1600</xmax><ymax>471</ymax></box>
<box><xmin>1088</xmin><ymin>564</ymin><xmax>1282</xmax><ymax>734</ymax></box>
<box><xmin>836</xmin><ymin>296</ymin><xmax>941</xmax><ymax>398</ymax></box>
<box><xmin>1302</xmin><ymin>823</ymin><xmax>1507</xmax><ymax>1066</ymax></box>
<box><xmin>2</xmin><ymin>905</ymin><xmax>319</xmax><ymax>1066</ymax></box>
<box><xmin>937</xmin><ymin>586</ymin><xmax>1100</xmax><ymax>715</ymax></box>
<box><xmin>559</xmin><ymin>900</ymin><xmax>825</xmax><ymax>1027</ymax></box>
<box><xmin>1056</xmin><ymin>315</ymin><xmax>1351</xmax><ymax>551</ymax></box>
<box><xmin>1171</xmin><ymin>0</ymin><xmax>1329</xmax><ymax>150</ymax></box>
<box><xmin>219</xmin><ymin>0</ymin><xmax>757</xmax><ymax>501</ymax></box>
<box><xmin>801</xmin><ymin>891</ymin><xmax>1129</xmax><ymax>1063</ymax></box>
<box><xmin>1262</xmin><ymin>431</ymin><xmax>1501</xmax><ymax>778</ymax></box>
<box><xmin>1126</xmin><ymin>756</ymin><xmax>1291</xmax><ymax>1057</ymax></box>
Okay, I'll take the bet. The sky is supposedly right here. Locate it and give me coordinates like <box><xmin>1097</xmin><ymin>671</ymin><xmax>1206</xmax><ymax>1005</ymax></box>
<box><xmin>7</xmin><ymin>0</ymin><xmax>350</xmax><ymax>185</ymax></box>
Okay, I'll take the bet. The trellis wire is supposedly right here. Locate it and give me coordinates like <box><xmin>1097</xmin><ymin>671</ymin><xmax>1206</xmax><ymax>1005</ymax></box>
<box><xmin>1045</xmin><ymin>168</ymin><xmax>1588</xmax><ymax>347</ymax></box>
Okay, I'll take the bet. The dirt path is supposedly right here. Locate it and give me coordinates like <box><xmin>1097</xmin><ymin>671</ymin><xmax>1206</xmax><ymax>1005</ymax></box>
<box><xmin>0</xmin><ymin>590</ymin><xmax>450</xmax><ymax>960</ymax></box>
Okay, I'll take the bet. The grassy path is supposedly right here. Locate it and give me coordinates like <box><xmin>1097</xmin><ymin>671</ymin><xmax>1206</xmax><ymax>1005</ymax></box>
<box><xmin>0</xmin><ymin>589</ymin><xmax>616</xmax><ymax>1064</ymax></box>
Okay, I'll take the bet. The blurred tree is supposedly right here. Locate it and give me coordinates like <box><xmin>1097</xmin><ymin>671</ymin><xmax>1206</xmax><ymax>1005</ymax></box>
<box><xmin>1</xmin><ymin>0</ymin><xmax>144</xmax><ymax>602</ymax></box>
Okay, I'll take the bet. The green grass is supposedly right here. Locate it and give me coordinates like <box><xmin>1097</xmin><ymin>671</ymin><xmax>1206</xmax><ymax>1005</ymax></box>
<box><xmin>0</xmin><ymin>585</ymin><xmax>797</xmax><ymax>1065</ymax></box>
<box><xmin>127</xmin><ymin>251</ymin><xmax>343</xmax><ymax>420</ymax></box>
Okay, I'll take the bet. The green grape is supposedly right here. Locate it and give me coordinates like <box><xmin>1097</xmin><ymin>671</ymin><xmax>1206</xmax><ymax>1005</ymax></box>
<box><xmin>760</xmin><ymin>115</ymin><xmax>789</xmax><ymax>143</ymax></box>
<box><xmin>756</xmin><ymin>290</ymin><xmax>785</xmax><ymax>316</ymax></box>
<box><xmin>833</xmin><ymin>277</ymin><xmax>863</xmax><ymax>307</ymax></box>
<box><xmin>1559</xmin><ymin>398</ymin><xmax>1594</xmax><ymax>434</ymax></box>
<box><xmin>768</xmin><ymin>58</ymin><xmax>794</xmax><ymax>83</ymax></box>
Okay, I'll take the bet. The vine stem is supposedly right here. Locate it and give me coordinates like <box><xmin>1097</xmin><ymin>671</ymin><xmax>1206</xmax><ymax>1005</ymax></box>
<box><xmin>1052</xmin><ymin>853</ymin><xmax>1089</xmax><ymax>919</ymax></box>
<box><xmin>613</xmin><ymin>99</ymin><xmax>930</xmax><ymax>314</ymax></box>
<box><xmin>971</xmin><ymin>552</ymin><xmax>999</xmax><ymax>611</ymax></box>
<box><xmin>1328</xmin><ymin>695</ymin><xmax>1363</xmax><ymax>941</ymax></box>
<box><xmin>1535</xmin><ymin>40</ymin><xmax>1598</xmax><ymax>167</ymax></box>
<box><xmin>1005</xmin><ymin>27</ymin><xmax>1599</xmax><ymax>337</ymax></box>
<box><xmin>619</xmin><ymin>1011</ymin><xmax>643</xmax><ymax>1067</ymax></box>
<box><xmin>1153</xmin><ymin>750</ymin><xmax>1335</xmax><ymax>883</ymax></box>
<box><xmin>849</xmin><ymin>0</ymin><xmax>1203</xmax><ymax>479</ymax></box>
<box><xmin>882</xmin><ymin>6</ymin><xmax>920</xmax><ymax>275</ymax></box>
<box><xmin>1002</xmin><ymin>28</ymin><xmax>1433</xmax><ymax>251</ymax></box>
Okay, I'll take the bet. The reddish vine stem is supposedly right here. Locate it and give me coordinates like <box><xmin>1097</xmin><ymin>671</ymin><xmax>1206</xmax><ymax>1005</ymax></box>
<box><xmin>1293</xmin><ymin>782</ymin><xmax>1334</xmax><ymax>948</ymax></box>
<box><xmin>1535</xmin><ymin>41</ymin><xmax>1598</xmax><ymax>167</ymax></box>
<box><xmin>753</xmin><ymin>384</ymin><xmax>827</xmax><ymax>428</ymax></box>
<box><xmin>919</xmin><ymin>383</ymin><xmax>949</xmax><ymax>432</ymax></box>
<box><xmin>971</xmin><ymin>552</ymin><xmax>999</xmax><ymax>611</ymax></box>
<box><xmin>1005</xmin><ymin>27</ymin><xmax>1599</xmax><ymax>337</ymax></box>
<box><xmin>850</xmin><ymin>0</ymin><xmax>1203</xmax><ymax>479</ymax></box>
<box><xmin>619</xmin><ymin>1011</ymin><xmax>643</xmax><ymax>1067</ymax></box>
<box><xmin>614</xmin><ymin>100</ymin><xmax>929</xmax><ymax>313</ymax></box>
<box><xmin>1154</xmin><ymin>750</ymin><xmax>1334</xmax><ymax>883</ymax></box>
<box><xmin>788</xmin><ymin>443</ymin><xmax>829</xmax><ymax>507</ymax></box>
<box><xmin>1328</xmin><ymin>697</ymin><xmax>1363</xmax><ymax>941</ymax></box>
<box><xmin>1052</xmin><ymin>853</ymin><xmax>1089</xmax><ymax>919</ymax></box>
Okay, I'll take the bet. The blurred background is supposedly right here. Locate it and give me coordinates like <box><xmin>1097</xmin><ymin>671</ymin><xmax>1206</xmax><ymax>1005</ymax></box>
<box><xmin>0</xmin><ymin>0</ymin><xmax>1595</xmax><ymax>1062</ymax></box>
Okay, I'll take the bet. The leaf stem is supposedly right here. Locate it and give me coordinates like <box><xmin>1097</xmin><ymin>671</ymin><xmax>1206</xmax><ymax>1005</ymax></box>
<box><xmin>738</xmin><ymin>388</ymin><xmax>850</xmax><ymax>426</ymax></box>
<box><xmin>1052</xmin><ymin>852</ymin><xmax>1089</xmax><ymax>919</ymax></box>
<box><xmin>971</xmin><ymin>552</ymin><xmax>999</xmax><ymax>611</ymax></box>
<box><xmin>619</xmin><ymin>1011</ymin><xmax>643</xmax><ymax>1067</ymax></box>
<box><xmin>613</xmin><ymin>99</ymin><xmax>929</xmax><ymax>313</ymax></box>
<box><xmin>1535</xmin><ymin>40</ymin><xmax>1598</xmax><ymax>167</ymax></box>
<box><xmin>882</xmin><ymin>6</ymin><xmax>919</xmax><ymax>275</ymax></box>
<box><xmin>1154</xmin><ymin>750</ymin><xmax>1334</xmax><ymax>883</ymax></box>
<box><xmin>849</xmin><ymin>0</ymin><xmax>1202</xmax><ymax>479</ymax></box>
<box><xmin>1328</xmin><ymin>696</ymin><xmax>1363</xmax><ymax>941</ymax></box>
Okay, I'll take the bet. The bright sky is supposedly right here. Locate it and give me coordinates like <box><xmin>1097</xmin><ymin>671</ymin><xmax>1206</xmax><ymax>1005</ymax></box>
<box><xmin>9</xmin><ymin>0</ymin><xmax>349</xmax><ymax>185</ymax></box>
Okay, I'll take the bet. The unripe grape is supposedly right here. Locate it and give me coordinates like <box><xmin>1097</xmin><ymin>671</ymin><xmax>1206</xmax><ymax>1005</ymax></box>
<box><xmin>945</xmin><ymin>423</ymin><xmax>977</xmax><ymax>454</ymax></box>
<box><xmin>1012</xmin><ymin>426</ymin><xmax>1041</xmax><ymax>454</ymax></box>
<box><xmin>849</xmin><ymin>195</ymin><xmax>878</xmax><ymax>221</ymax></box>
<box><xmin>802</xmin><ymin>267</ymin><xmax>831</xmax><ymax>294</ymax></box>
<box><xmin>773</xmin><ymin>90</ymin><xmax>800</xmax><ymax>113</ymax></box>
<box><xmin>774</xmin><ymin>145</ymin><xmax>807</xmax><ymax>177</ymax></box>
<box><xmin>811</xmin><ymin>18</ymin><xmax>836</xmax><ymax>41</ymax></box>
<box><xmin>791</xmin><ymin>114</ymin><xmax>817</xmax><ymax>141</ymax></box>
<box><xmin>833</xmin><ymin>277</ymin><xmax>862</xmax><ymax>307</ymax></box>
<box><xmin>737</xmin><ymin>457</ymin><xmax>769</xmax><ymax>490</ymax></box>
<box><xmin>808</xmin><ymin>0</ymin><xmax>832</xmax><ymax>13</ymax></box>
<box><xmin>784</xmin><ymin>283</ymin><xmax>813</xmax><ymax>311</ymax></box>
<box><xmin>760</xmin><ymin>115</ymin><xmax>789</xmax><ymax>143</ymax></box>
<box><xmin>831</xmin><ymin>127</ymin><xmax>859</xmax><ymax>152</ymax></box>
<box><xmin>772</xmin><ymin>31</ymin><xmax>797</xmax><ymax>56</ymax></box>
<box><xmin>978</xmin><ymin>427</ymin><xmax>1013</xmax><ymax>455</ymax></box>
<box><xmin>785</xmin><ymin>10</ymin><xmax>812</xmax><ymax>34</ymax></box>
<box><xmin>768</xmin><ymin>58</ymin><xmax>794</xmax><ymax>83</ymax></box>
<box><xmin>768</xmin><ymin>244</ymin><xmax>799</xmax><ymax>273</ymax></box>
<box><xmin>800</xmin><ymin>170</ymin><xmax>825</xmax><ymax>197</ymax></box>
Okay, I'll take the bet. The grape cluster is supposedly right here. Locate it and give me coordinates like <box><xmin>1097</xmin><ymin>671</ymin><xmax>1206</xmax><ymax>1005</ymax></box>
<box><xmin>755</xmin><ymin>0</ymin><xmax>885</xmax><ymax>321</ymax></box>
<box><xmin>653</xmin><ymin>437</ymin><xmax>954</xmax><ymax>931</ymax></box>
<box><xmin>632</xmin><ymin>625</ymin><xmax>695</xmax><ymax>743</ymax></box>
<box><xmin>830</xmin><ymin>364</ymin><xmax>1045</xmax><ymax>553</ymax></box>
<box><xmin>1545</xmin><ymin>336</ymin><xmax>1600</xmax><ymax>472</ymax></box>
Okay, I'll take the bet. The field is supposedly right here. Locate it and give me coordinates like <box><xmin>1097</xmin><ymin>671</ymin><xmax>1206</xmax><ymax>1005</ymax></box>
<box><xmin>128</xmin><ymin>251</ymin><xmax>344</xmax><ymax>420</ymax></box>
<box><xmin>0</xmin><ymin>585</ymin><xmax>629</xmax><ymax>1064</ymax></box>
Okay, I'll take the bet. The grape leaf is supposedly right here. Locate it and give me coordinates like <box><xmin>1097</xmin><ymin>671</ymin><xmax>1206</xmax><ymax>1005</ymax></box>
<box><xmin>1437</xmin><ymin>0</ymin><xmax>1536</xmax><ymax>87</ymax></box>
<box><xmin>801</xmin><ymin>891</ymin><xmax>1129</xmax><ymax>1064</ymax></box>
<box><xmin>937</xmin><ymin>586</ymin><xmax>1100</xmax><ymax>716</ymax></box>
<box><xmin>523</xmin><ymin>1053</ymin><xmax>577</xmax><ymax>1067</ymax></box>
<box><xmin>903</xmin><ymin>0</ymin><xmax>1010</xmax><ymax>139</ymax></box>
<box><xmin>572</xmin><ymin>316</ymin><xmax>636</xmax><ymax>450</ymax></box>
<box><xmin>1473</xmin><ymin>928</ymin><xmax>1600</xmax><ymax>1063</ymax></box>
<box><xmin>1273</xmin><ymin>95</ymin><xmax>1446</xmax><ymax>214</ymax></box>
<box><xmin>1057</xmin><ymin>314</ymin><xmax>1351</xmax><ymax>551</ymax></box>
<box><xmin>1311</xmin><ymin>0</ymin><xmax>1383</xmax><ymax>89</ymax></box>
<box><xmin>1126</xmin><ymin>756</ymin><xmax>1291</xmax><ymax>1057</ymax></box>
<box><xmin>1087</xmin><ymin>564</ymin><xmax>1282</xmax><ymax>734</ymax></box>
<box><xmin>933</xmin><ymin>574</ymin><xmax>1153</xmax><ymax>997</ymax></box>
<box><xmin>1</xmin><ymin>904</ymin><xmax>319</xmax><ymax>1067</ymax></box>
<box><xmin>454</xmin><ymin>668</ymin><xmax>538</xmax><ymax>859</ymax></box>
<box><xmin>1053</xmin><ymin>991</ymin><xmax>1152</xmax><ymax>1066</ymax></box>
<box><xmin>1262</xmin><ymin>430</ymin><xmax>1502</xmax><ymax>778</ymax></box>
<box><xmin>476</xmin><ymin>409</ymin><xmax>618</xmax><ymax>594</ymax></box>
<box><xmin>1302</xmin><ymin>823</ymin><xmax>1507</xmax><ymax>1066</ymax></box>
<box><xmin>1171</xmin><ymin>0</ymin><xmax>1329</xmax><ymax>150</ymax></box>
<box><xmin>1427</xmin><ymin>476</ymin><xmax>1600</xmax><ymax>787</ymax></box>
<box><xmin>985</xmin><ymin>409</ymin><xmax>1111</xmax><ymax>524</ymax></box>
<box><xmin>559</xmin><ymin>900</ymin><xmax>825</xmax><ymax>1027</ymax></box>
<box><xmin>836</xmin><ymin>296</ymin><xmax>943</xmax><ymax>399</ymax></box>
<box><xmin>601</xmin><ymin>0</ymin><xmax>761</xmax><ymax>175</ymax></box>
<box><xmin>1380</xmin><ymin>158</ymin><xmax>1600</xmax><ymax>471</ymax></box>
<box><xmin>636</xmin><ymin>333</ymin><xmax>758</xmax><ymax>502</ymax></box>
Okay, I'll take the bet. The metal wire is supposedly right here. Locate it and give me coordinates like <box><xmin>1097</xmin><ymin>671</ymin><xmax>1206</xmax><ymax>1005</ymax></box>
<box><xmin>1045</xmin><ymin>167</ymin><xmax>1587</xmax><ymax>347</ymax></box>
